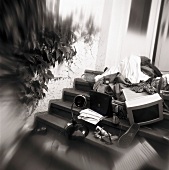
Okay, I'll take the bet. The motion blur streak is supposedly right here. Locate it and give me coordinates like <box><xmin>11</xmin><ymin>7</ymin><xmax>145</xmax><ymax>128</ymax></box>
<box><xmin>0</xmin><ymin>0</ymin><xmax>98</xmax><ymax>169</ymax></box>
<box><xmin>0</xmin><ymin>0</ymin><xmax>45</xmax><ymax>168</ymax></box>
<box><xmin>0</xmin><ymin>86</ymin><xmax>28</xmax><ymax>168</ymax></box>
<box><xmin>114</xmin><ymin>139</ymin><xmax>167</xmax><ymax>170</ymax></box>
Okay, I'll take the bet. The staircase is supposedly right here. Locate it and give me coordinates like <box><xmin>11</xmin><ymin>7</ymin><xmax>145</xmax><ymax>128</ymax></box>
<box><xmin>35</xmin><ymin>69</ymin><xmax>169</xmax><ymax>145</ymax></box>
<box><xmin>33</xmin><ymin>69</ymin><xmax>169</xmax><ymax>170</ymax></box>
<box><xmin>5</xmin><ymin>70</ymin><xmax>124</xmax><ymax>170</ymax></box>
<box><xmin>6</xmin><ymin>70</ymin><xmax>169</xmax><ymax>170</ymax></box>
<box><xmin>35</xmin><ymin>69</ymin><xmax>126</xmax><ymax>149</ymax></box>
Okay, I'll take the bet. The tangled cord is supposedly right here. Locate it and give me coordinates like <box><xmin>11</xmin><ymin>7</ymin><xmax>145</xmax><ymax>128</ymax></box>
<box><xmin>94</xmin><ymin>126</ymin><xmax>118</xmax><ymax>145</ymax></box>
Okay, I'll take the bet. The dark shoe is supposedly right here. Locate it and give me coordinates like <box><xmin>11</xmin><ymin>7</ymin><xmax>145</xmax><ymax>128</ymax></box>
<box><xmin>118</xmin><ymin>123</ymin><xmax>140</xmax><ymax>148</ymax></box>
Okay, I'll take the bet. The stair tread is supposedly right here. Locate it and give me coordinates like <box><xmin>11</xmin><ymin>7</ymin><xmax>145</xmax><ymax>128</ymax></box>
<box><xmin>36</xmin><ymin>111</ymin><xmax>169</xmax><ymax>149</ymax></box>
<box><xmin>63</xmin><ymin>88</ymin><xmax>90</xmax><ymax>97</ymax></box>
<box><xmin>85</xmin><ymin>69</ymin><xmax>103</xmax><ymax>75</ymax></box>
<box><xmin>49</xmin><ymin>99</ymin><xmax>128</xmax><ymax>131</ymax></box>
<box><xmin>36</xmin><ymin>112</ymin><xmax>123</xmax><ymax>154</ymax></box>
<box><xmin>74</xmin><ymin>78</ymin><xmax>95</xmax><ymax>85</ymax></box>
<box><xmin>36</xmin><ymin>112</ymin><xmax>68</xmax><ymax>130</ymax></box>
<box><xmin>74</xmin><ymin>77</ymin><xmax>91</xmax><ymax>83</ymax></box>
<box><xmin>63</xmin><ymin>88</ymin><xmax>90</xmax><ymax>103</ymax></box>
<box><xmin>48</xmin><ymin>99</ymin><xmax>169</xmax><ymax>145</ymax></box>
<box><xmin>49</xmin><ymin>99</ymin><xmax>81</xmax><ymax>112</ymax></box>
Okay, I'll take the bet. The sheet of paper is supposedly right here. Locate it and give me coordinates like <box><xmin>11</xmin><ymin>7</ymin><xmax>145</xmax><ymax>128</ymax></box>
<box><xmin>78</xmin><ymin>108</ymin><xmax>103</xmax><ymax>125</ymax></box>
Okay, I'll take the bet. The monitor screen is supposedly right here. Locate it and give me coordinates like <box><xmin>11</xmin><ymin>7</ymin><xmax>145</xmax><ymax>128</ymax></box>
<box><xmin>124</xmin><ymin>92</ymin><xmax>163</xmax><ymax>126</ymax></box>
<box><xmin>132</xmin><ymin>104</ymin><xmax>159</xmax><ymax>123</ymax></box>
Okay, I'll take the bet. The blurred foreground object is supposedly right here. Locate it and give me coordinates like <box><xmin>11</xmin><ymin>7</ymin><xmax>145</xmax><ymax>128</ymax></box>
<box><xmin>0</xmin><ymin>82</ymin><xmax>33</xmax><ymax>169</ymax></box>
<box><xmin>115</xmin><ymin>139</ymin><xmax>168</xmax><ymax>170</ymax></box>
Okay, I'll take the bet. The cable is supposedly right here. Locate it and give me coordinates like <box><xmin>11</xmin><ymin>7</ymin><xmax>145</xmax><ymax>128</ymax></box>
<box><xmin>70</xmin><ymin>101</ymin><xmax>75</xmax><ymax>121</ymax></box>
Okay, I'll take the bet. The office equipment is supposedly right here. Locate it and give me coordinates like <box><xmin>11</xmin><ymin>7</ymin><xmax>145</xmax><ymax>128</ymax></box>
<box><xmin>89</xmin><ymin>90</ymin><xmax>112</xmax><ymax>116</ymax></box>
<box><xmin>65</xmin><ymin>95</ymin><xmax>89</xmax><ymax>139</ymax></box>
<box><xmin>123</xmin><ymin>88</ymin><xmax>163</xmax><ymax>126</ymax></box>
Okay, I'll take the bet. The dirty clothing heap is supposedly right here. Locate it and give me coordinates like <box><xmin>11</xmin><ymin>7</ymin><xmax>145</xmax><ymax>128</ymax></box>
<box><xmin>93</xmin><ymin>55</ymin><xmax>169</xmax><ymax>118</ymax></box>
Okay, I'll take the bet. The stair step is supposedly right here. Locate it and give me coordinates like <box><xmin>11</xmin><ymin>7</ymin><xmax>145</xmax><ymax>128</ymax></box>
<box><xmin>9</xmin><ymin>118</ymin><xmax>85</xmax><ymax>170</ymax></box>
<box><xmin>85</xmin><ymin>69</ymin><xmax>103</xmax><ymax>76</ymax></box>
<box><xmin>36</xmin><ymin>112</ymin><xmax>68</xmax><ymax>131</ymax></box>
<box><xmin>82</xmin><ymin>70</ymin><xmax>103</xmax><ymax>82</ymax></box>
<box><xmin>48</xmin><ymin>99</ymin><xmax>169</xmax><ymax>145</ymax></box>
<box><xmin>48</xmin><ymin>99</ymin><xmax>128</xmax><ymax>133</ymax></box>
<box><xmin>62</xmin><ymin>88</ymin><xmax>90</xmax><ymax>105</ymax></box>
<box><xmin>49</xmin><ymin>99</ymin><xmax>81</xmax><ymax>120</ymax></box>
<box><xmin>74</xmin><ymin>78</ymin><xmax>94</xmax><ymax>92</ymax></box>
<box><xmin>35</xmin><ymin>112</ymin><xmax>123</xmax><ymax>155</ymax></box>
<box><xmin>49</xmin><ymin>99</ymin><xmax>100</xmax><ymax>130</ymax></box>
<box><xmin>36</xmin><ymin>111</ymin><xmax>169</xmax><ymax>152</ymax></box>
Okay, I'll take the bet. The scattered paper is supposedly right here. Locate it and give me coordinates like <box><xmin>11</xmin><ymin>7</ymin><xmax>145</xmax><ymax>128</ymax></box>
<box><xmin>78</xmin><ymin>108</ymin><xmax>103</xmax><ymax>125</ymax></box>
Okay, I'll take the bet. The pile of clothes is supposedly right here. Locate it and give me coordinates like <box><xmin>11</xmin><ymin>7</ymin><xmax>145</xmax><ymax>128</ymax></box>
<box><xmin>93</xmin><ymin>55</ymin><xmax>169</xmax><ymax>118</ymax></box>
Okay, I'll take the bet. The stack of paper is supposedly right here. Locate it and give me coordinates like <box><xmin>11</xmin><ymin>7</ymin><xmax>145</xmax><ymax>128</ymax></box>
<box><xmin>78</xmin><ymin>108</ymin><xmax>104</xmax><ymax>125</ymax></box>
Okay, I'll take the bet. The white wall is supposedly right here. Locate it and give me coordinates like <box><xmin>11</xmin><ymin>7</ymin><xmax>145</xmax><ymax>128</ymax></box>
<box><xmin>95</xmin><ymin>0</ymin><xmax>114</xmax><ymax>71</ymax></box>
<box><xmin>100</xmin><ymin>0</ymin><xmax>161</xmax><ymax>70</ymax></box>
<box><xmin>104</xmin><ymin>0</ymin><xmax>132</xmax><ymax>69</ymax></box>
<box><xmin>35</xmin><ymin>0</ymin><xmax>162</xmax><ymax>113</ymax></box>
<box><xmin>35</xmin><ymin>0</ymin><xmax>104</xmax><ymax>113</ymax></box>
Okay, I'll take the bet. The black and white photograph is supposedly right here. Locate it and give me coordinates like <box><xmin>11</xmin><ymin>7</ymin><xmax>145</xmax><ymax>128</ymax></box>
<box><xmin>0</xmin><ymin>0</ymin><xmax>169</xmax><ymax>170</ymax></box>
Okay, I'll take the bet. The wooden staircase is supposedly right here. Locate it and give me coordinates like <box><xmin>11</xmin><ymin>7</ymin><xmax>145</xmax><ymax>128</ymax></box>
<box><xmin>33</xmin><ymin>69</ymin><xmax>169</xmax><ymax>169</ymax></box>
<box><xmin>5</xmin><ymin>70</ymin><xmax>123</xmax><ymax>170</ymax></box>
<box><xmin>35</xmin><ymin>69</ymin><xmax>169</xmax><ymax>145</ymax></box>
<box><xmin>5</xmin><ymin>70</ymin><xmax>169</xmax><ymax>170</ymax></box>
<box><xmin>35</xmin><ymin>70</ymin><xmax>126</xmax><ymax>150</ymax></box>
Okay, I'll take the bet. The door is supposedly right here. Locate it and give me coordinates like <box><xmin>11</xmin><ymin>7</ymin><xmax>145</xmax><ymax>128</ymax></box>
<box><xmin>155</xmin><ymin>0</ymin><xmax>169</xmax><ymax>72</ymax></box>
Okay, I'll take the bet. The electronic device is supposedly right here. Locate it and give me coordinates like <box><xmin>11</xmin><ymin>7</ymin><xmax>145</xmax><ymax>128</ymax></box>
<box><xmin>89</xmin><ymin>90</ymin><xmax>112</xmax><ymax>116</ymax></box>
<box><xmin>65</xmin><ymin>95</ymin><xmax>89</xmax><ymax>139</ymax></box>
<box><xmin>123</xmin><ymin>88</ymin><xmax>163</xmax><ymax>126</ymax></box>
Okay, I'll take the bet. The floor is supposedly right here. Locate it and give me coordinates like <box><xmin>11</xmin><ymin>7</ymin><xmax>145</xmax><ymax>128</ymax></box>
<box><xmin>5</xmin><ymin>127</ymin><xmax>117</xmax><ymax>170</ymax></box>
<box><xmin>5</xmin><ymin>125</ymin><xmax>169</xmax><ymax>170</ymax></box>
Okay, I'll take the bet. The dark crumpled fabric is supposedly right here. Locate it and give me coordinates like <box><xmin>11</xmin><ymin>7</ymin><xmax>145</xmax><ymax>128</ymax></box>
<box><xmin>155</xmin><ymin>77</ymin><xmax>168</xmax><ymax>91</ymax></box>
<box><xmin>93</xmin><ymin>72</ymin><xmax>129</xmax><ymax>120</ymax></box>
<box><xmin>140</xmin><ymin>56</ymin><xmax>151</xmax><ymax>66</ymax></box>
<box><xmin>130</xmin><ymin>77</ymin><xmax>169</xmax><ymax>95</ymax></box>
<box><xmin>93</xmin><ymin>72</ymin><xmax>130</xmax><ymax>101</ymax></box>
<box><xmin>141</xmin><ymin>65</ymin><xmax>155</xmax><ymax>78</ymax></box>
<box><xmin>93</xmin><ymin>70</ymin><xmax>168</xmax><ymax>120</ymax></box>
<box><xmin>140</xmin><ymin>56</ymin><xmax>162</xmax><ymax>77</ymax></box>
<box><xmin>130</xmin><ymin>80</ymin><xmax>157</xmax><ymax>94</ymax></box>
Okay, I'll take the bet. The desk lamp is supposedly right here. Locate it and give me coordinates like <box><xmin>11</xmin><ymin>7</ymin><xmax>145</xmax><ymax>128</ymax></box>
<box><xmin>65</xmin><ymin>95</ymin><xmax>89</xmax><ymax>139</ymax></box>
